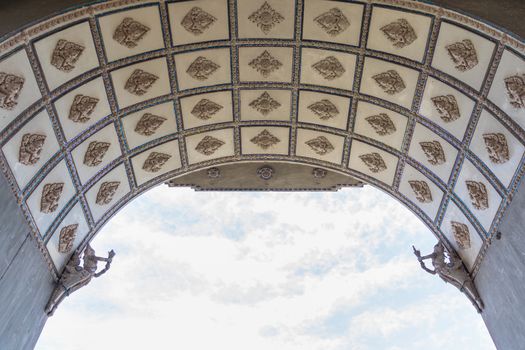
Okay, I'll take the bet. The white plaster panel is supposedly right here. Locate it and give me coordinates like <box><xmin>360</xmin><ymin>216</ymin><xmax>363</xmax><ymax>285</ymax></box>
<box><xmin>297</xmin><ymin>90</ymin><xmax>350</xmax><ymax>130</ymax></box>
<box><xmin>300</xmin><ymin>48</ymin><xmax>356</xmax><ymax>91</ymax></box>
<box><xmin>237</xmin><ymin>0</ymin><xmax>296</xmax><ymax>39</ymax></box>
<box><xmin>185</xmin><ymin>128</ymin><xmax>235</xmax><ymax>164</ymax></box>
<box><xmin>240</xmin><ymin>89</ymin><xmax>291</xmax><ymax>121</ymax></box>
<box><xmin>348</xmin><ymin>140</ymin><xmax>398</xmax><ymax>186</ymax></box>
<box><xmin>399</xmin><ymin>164</ymin><xmax>444</xmax><ymax>220</ymax></box>
<box><xmin>174</xmin><ymin>48</ymin><xmax>232</xmax><ymax>90</ymax></box>
<box><xmin>295</xmin><ymin>128</ymin><xmax>345</xmax><ymax>164</ymax></box>
<box><xmin>131</xmin><ymin>139</ymin><xmax>182</xmax><ymax>186</ymax></box>
<box><xmin>240</xmin><ymin>126</ymin><xmax>290</xmax><ymax>155</ymax></box>
<box><xmin>180</xmin><ymin>90</ymin><xmax>234</xmax><ymax>129</ymax></box>
<box><xmin>239</xmin><ymin>47</ymin><xmax>294</xmax><ymax>83</ymax></box>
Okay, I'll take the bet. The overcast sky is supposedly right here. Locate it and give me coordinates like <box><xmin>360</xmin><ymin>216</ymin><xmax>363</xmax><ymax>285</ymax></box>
<box><xmin>37</xmin><ymin>185</ymin><xmax>495</xmax><ymax>350</ymax></box>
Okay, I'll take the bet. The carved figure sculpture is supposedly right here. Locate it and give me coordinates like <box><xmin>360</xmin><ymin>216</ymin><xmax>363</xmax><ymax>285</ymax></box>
<box><xmin>51</xmin><ymin>39</ymin><xmax>85</xmax><ymax>72</ymax></box>
<box><xmin>45</xmin><ymin>244</ymin><xmax>115</xmax><ymax>316</ymax></box>
<box><xmin>19</xmin><ymin>133</ymin><xmax>46</xmax><ymax>166</ymax></box>
<box><xmin>445</xmin><ymin>39</ymin><xmax>478</xmax><ymax>72</ymax></box>
<box><xmin>314</xmin><ymin>8</ymin><xmax>350</xmax><ymax>37</ymax></box>
<box><xmin>68</xmin><ymin>95</ymin><xmax>99</xmax><ymax>123</ymax></box>
<box><xmin>312</xmin><ymin>56</ymin><xmax>345</xmax><ymax>80</ymax></box>
<box><xmin>0</xmin><ymin>72</ymin><xmax>25</xmax><ymax>110</ymax></box>
<box><xmin>504</xmin><ymin>74</ymin><xmax>525</xmax><ymax>109</ymax></box>
<box><xmin>113</xmin><ymin>17</ymin><xmax>150</xmax><ymax>48</ymax></box>
<box><xmin>413</xmin><ymin>242</ymin><xmax>483</xmax><ymax>313</ymax></box>
<box><xmin>380</xmin><ymin>18</ymin><xmax>417</xmax><ymax>48</ymax></box>
<box><xmin>249</xmin><ymin>51</ymin><xmax>282</xmax><ymax>77</ymax></box>
<box><xmin>431</xmin><ymin>95</ymin><xmax>461</xmax><ymax>122</ymax></box>
<box><xmin>248</xmin><ymin>1</ymin><xmax>284</xmax><ymax>34</ymax></box>
<box><xmin>181</xmin><ymin>7</ymin><xmax>217</xmax><ymax>35</ymax></box>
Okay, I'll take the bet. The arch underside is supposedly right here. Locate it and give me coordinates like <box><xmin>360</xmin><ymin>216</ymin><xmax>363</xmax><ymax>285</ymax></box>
<box><xmin>0</xmin><ymin>0</ymin><xmax>523</xmax><ymax>281</ymax></box>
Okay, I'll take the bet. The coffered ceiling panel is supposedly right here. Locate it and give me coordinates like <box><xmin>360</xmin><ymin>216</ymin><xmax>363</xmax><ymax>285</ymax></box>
<box><xmin>297</xmin><ymin>90</ymin><xmax>350</xmax><ymax>130</ymax></box>
<box><xmin>240</xmin><ymin>89</ymin><xmax>291</xmax><ymax>121</ymax></box>
<box><xmin>295</xmin><ymin>128</ymin><xmax>345</xmax><ymax>164</ymax></box>
<box><xmin>300</xmin><ymin>48</ymin><xmax>356</xmax><ymax>90</ymax></box>
<box><xmin>185</xmin><ymin>128</ymin><xmax>235</xmax><ymax>164</ymax></box>
<box><xmin>174</xmin><ymin>48</ymin><xmax>232</xmax><ymax>90</ymax></box>
<box><xmin>236</xmin><ymin>0</ymin><xmax>296</xmax><ymax>39</ymax></box>
<box><xmin>348</xmin><ymin>139</ymin><xmax>398</xmax><ymax>186</ymax></box>
<box><xmin>180</xmin><ymin>90</ymin><xmax>234</xmax><ymax>129</ymax></box>
<box><xmin>240</xmin><ymin>126</ymin><xmax>290</xmax><ymax>155</ymax></box>
<box><xmin>239</xmin><ymin>46</ymin><xmax>294</xmax><ymax>83</ymax></box>
<box><xmin>130</xmin><ymin>138</ymin><xmax>181</xmax><ymax>185</ymax></box>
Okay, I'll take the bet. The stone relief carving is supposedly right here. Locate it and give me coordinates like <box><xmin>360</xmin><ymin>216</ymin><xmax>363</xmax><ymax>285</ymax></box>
<box><xmin>45</xmin><ymin>244</ymin><xmax>115</xmax><ymax>316</ymax></box>
<box><xmin>0</xmin><ymin>72</ymin><xmax>25</xmax><ymax>110</ymax></box>
<box><xmin>83</xmin><ymin>141</ymin><xmax>110</xmax><ymax>167</ymax></box>
<box><xmin>68</xmin><ymin>94</ymin><xmax>99</xmax><ymax>123</ymax></box>
<box><xmin>58</xmin><ymin>224</ymin><xmax>78</xmax><ymax>254</ymax></box>
<box><xmin>191</xmin><ymin>99</ymin><xmax>223</xmax><ymax>120</ymax></box>
<box><xmin>419</xmin><ymin>141</ymin><xmax>446</xmax><ymax>165</ymax></box>
<box><xmin>308</xmin><ymin>99</ymin><xmax>339</xmax><ymax>120</ymax></box>
<box><xmin>248</xmin><ymin>1</ymin><xmax>284</xmax><ymax>34</ymax></box>
<box><xmin>207</xmin><ymin>167</ymin><xmax>221</xmax><ymax>179</ymax></box>
<box><xmin>408</xmin><ymin>180</ymin><xmax>433</xmax><ymax>203</ymax></box>
<box><xmin>135</xmin><ymin>113</ymin><xmax>167</xmax><ymax>136</ymax></box>
<box><xmin>195</xmin><ymin>135</ymin><xmax>225</xmax><ymax>156</ymax></box>
<box><xmin>380</xmin><ymin>18</ymin><xmax>417</xmax><ymax>48</ymax></box>
<box><xmin>504</xmin><ymin>74</ymin><xmax>525</xmax><ymax>109</ymax></box>
<box><xmin>187</xmin><ymin>56</ymin><xmax>220</xmax><ymax>80</ymax></box>
<box><xmin>482</xmin><ymin>133</ymin><xmax>510</xmax><ymax>164</ymax></box>
<box><xmin>257</xmin><ymin>166</ymin><xmax>274</xmax><ymax>180</ymax></box>
<box><xmin>142</xmin><ymin>152</ymin><xmax>172</xmax><ymax>173</ymax></box>
<box><xmin>125</xmin><ymin>69</ymin><xmax>158</xmax><ymax>96</ymax></box>
<box><xmin>372</xmin><ymin>70</ymin><xmax>406</xmax><ymax>95</ymax></box>
<box><xmin>305</xmin><ymin>136</ymin><xmax>335</xmax><ymax>155</ymax></box>
<box><xmin>181</xmin><ymin>7</ymin><xmax>217</xmax><ymax>35</ymax></box>
<box><xmin>312</xmin><ymin>56</ymin><xmax>345</xmax><ymax>80</ymax></box>
<box><xmin>451</xmin><ymin>221</ymin><xmax>471</xmax><ymax>249</ymax></box>
<box><xmin>19</xmin><ymin>133</ymin><xmax>46</xmax><ymax>166</ymax></box>
<box><xmin>250</xmin><ymin>129</ymin><xmax>280</xmax><ymax>150</ymax></box>
<box><xmin>249</xmin><ymin>50</ymin><xmax>282</xmax><ymax>77</ymax></box>
<box><xmin>359</xmin><ymin>152</ymin><xmax>387</xmax><ymax>173</ymax></box>
<box><xmin>51</xmin><ymin>39</ymin><xmax>85</xmax><ymax>72</ymax></box>
<box><xmin>446</xmin><ymin>39</ymin><xmax>478</xmax><ymax>72</ymax></box>
<box><xmin>312</xmin><ymin>167</ymin><xmax>327</xmax><ymax>179</ymax></box>
<box><xmin>465</xmin><ymin>180</ymin><xmax>489</xmax><ymax>210</ymax></box>
<box><xmin>40</xmin><ymin>182</ymin><xmax>64</xmax><ymax>214</ymax></box>
<box><xmin>413</xmin><ymin>243</ymin><xmax>483</xmax><ymax>313</ymax></box>
<box><xmin>249</xmin><ymin>91</ymin><xmax>281</xmax><ymax>116</ymax></box>
<box><xmin>431</xmin><ymin>95</ymin><xmax>461</xmax><ymax>122</ymax></box>
<box><xmin>314</xmin><ymin>8</ymin><xmax>350</xmax><ymax>37</ymax></box>
<box><xmin>113</xmin><ymin>17</ymin><xmax>150</xmax><ymax>48</ymax></box>
<box><xmin>96</xmin><ymin>181</ymin><xmax>120</xmax><ymax>205</ymax></box>
<box><xmin>365</xmin><ymin>113</ymin><xmax>396</xmax><ymax>136</ymax></box>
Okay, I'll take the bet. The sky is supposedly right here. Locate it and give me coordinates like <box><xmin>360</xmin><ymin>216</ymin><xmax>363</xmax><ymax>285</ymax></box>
<box><xmin>37</xmin><ymin>185</ymin><xmax>495</xmax><ymax>350</ymax></box>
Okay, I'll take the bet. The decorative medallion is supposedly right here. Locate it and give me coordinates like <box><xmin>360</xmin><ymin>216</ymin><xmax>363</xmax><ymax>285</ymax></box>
<box><xmin>83</xmin><ymin>141</ymin><xmax>110</xmax><ymax>167</ymax></box>
<box><xmin>465</xmin><ymin>180</ymin><xmax>489</xmax><ymax>210</ymax></box>
<box><xmin>96</xmin><ymin>181</ymin><xmax>120</xmax><ymax>205</ymax></box>
<box><xmin>248</xmin><ymin>2</ymin><xmax>284</xmax><ymax>34</ymax></box>
<box><xmin>257</xmin><ymin>166</ymin><xmax>274</xmax><ymax>180</ymax></box>
<box><xmin>191</xmin><ymin>99</ymin><xmax>223</xmax><ymax>120</ymax></box>
<box><xmin>134</xmin><ymin>113</ymin><xmax>167</xmax><ymax>136</ymax></box>
<box><xmin>0</xmin><ymin>72</ymin><xmax>25</xmax><ymax>110</ymax></box>
<box><xmin>181</xmin><ymin>7</ymin><xmax>217</xmax><ymax>35</ymax></box>
<box><xmin>195</xmin><ymin>136</ymin><xmax>225</xmax><ymax>156</ymax></box>
<box><xmin>312</xmin><ymin>56</ymin><xmax>345</xmax><ymax>80</ymax></box>
<box><xmin>113</xmin><ymin>17</ymin><xmax>150</xmax><ymax>48</ymax></box>
<box><xmin>249</xmin><ymin>91</ymin><xmax>281</xmax><ymax>116</ymax></box>
<box><xmin>451</xmin><ymin>221</ymin><xmax>471</xmax><ymax>250</ymax></box>
<box><xmin>312</xmin><ymin>168</ymin><xmax>327</xmax><ymax>179</ymax></box>
<box><xmin>124</xmin><ymin>69</ymin><xmax>158</xmax><ymax>96</ymax></box>
<box><xmin>372</xmin><ymin>70</ymin><xmax>406</xmax><ymax>95</ymax></box>
<box><xmin>248</xmin><ymin>50</ymin><xmax>282</xmax><ymax>77</ymax></box>
<box><xmin>359</xmin><ymin>152</ymin><xmax>387</xmax><ymax>173</ymax></box>
<box><xmin>305</xmin><ymin>136</ymin><xmax>334</xmax><ymax>155</ymax></box>
<box><xmin>58</xmin><ymin>224</ymin><xmax>78</xmax><ymax>254</ymax></box>
<box><xmin>419</xmin><ymin>141</ymin><xmax>446</xmax><ymax>165</ymax></box>
<box><xmin>186</xmin><ymin>56</ymin><xmax>220</xmax><ymax>80</ymax></box>
<box><xmin>68</xmin><ymin>94</ymin><xmax>99</xmax><ymax>123</ymax></box>
<box><xmin>504</xmin><ymin>74</ymin><xmax>525</xmax><ymax>109</ymax></box>
<box><xmin>207</xmin><ymin>167</ymin><xmax>221</xmax><ymax>179</ymax></box>
<box><xmin>365</xmin><ymin>113</ymin><xmax>396</xmax><ymax>136</ymax></box>
<box><xmin>431</xmin><ymin>95</ymin><xmax>461</xmax><ymax>122</ymax></box>
<box><xmin>408</xmin><ymin>180</ymin><xmax>433</xmax><ymax>203</ymax></box>
<box><xmin>19</xmin><ymin>133</ymin><xmax>46</xmax><ymax>166</ymax></box>
<box><xmin>380</xmin><ymin>18</ymin><xmax>417</xmax><ymax>48</ymax></box>
<box><xmin>314</xmin><ymin>8</ymin><xmax>350</xmax><ymax>37</ymax></box>
<box><xmin>482</xmin><ymin>133</ymin><xmax>510</xmax><ymax>164</ymax></box>
<box><xmin>142</xmin><ymin>152</ymin><xmax>172</xmax><ymax>173</ymax></box>
<box><xmin>308</xmin><ymin>99</ymin><xmax>339</xmax><ymax>120</ymax></box>
<box><xmin>51</xmin><ymin>39</ymin><xmax>85</xmax><ymax>72</ymax></box>
<box><xmin>250</xmin><ymin>129</ymin><xmax>280</xmax><ymax>150</ymax></box>
<box><xmin>40</xmin><ymin>182</ymin><xmax>64</xmax><ymax>213</ymax></box>
<box><xmin>445</xmin><ymin>39</ymin><xmax>478</xmax><ymax>72</ymax></box>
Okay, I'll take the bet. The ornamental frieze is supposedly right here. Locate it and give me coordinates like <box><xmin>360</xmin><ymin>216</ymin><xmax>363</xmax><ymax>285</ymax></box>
<box><xmin>249</xmin><ymin>51</ymin><xmax>282</xmax><ymax>77</ymax></box>
<box><xmin>305</xmin><ymin>136</ymin><xmax>334</xmax><ymax>155</ymax></box>
<box><xmin>142</xmin><ymin>152</ymin><xmax>172</xmax><ymax>173</ymax></box>
<box><xmin>249</xmin><ymin>91</ymin><xmax>281</xmax><ymax>116</ymax></box>
<box><xmin>135</xmin><ymin>113</ymin><xmax>167</xmax><ymax>136</ymax></box>
<box><xmin>482</xmin><ymin>133</ymin><xmax>510</xmax><ymax>164</ymax></box>
<box><xmin>248</xmin><ymin>2</ymin><xmax>284</xmax><ymax>34</ymax></box>
<box><xmin>380</xmin><ymin>18</ymin><xmax>417</xmax><ymax>48</ymax></box>
<box><xmin>187</xmin><ymin>56</ymin><xmax>220</xmax><ymax>80</ymax></box>
<box><xmin>0</xmin><ymin>72</ymin><xmax>24</xmax><ymax>110</ymax></box>
<box><xmin>83</xmin><ymin>141</ymin><xmax>110</xmax><ymax>167</ymax></box>
<box><xmin>96</xmin><ymin>181</ymin><xmax>120</xmax><ymax>205</ymax></box>
<box><xmin>195</xmin><ymin>135</ymin><xmax>225</xmax><ymax>156</ymax></box>
<box><xmin>314</xmin><ymin>8</ymin><xmax>350</xmax><ymax>37</ymax></box>
<box><xmin>451</xmin><ymin>221</ymin><xmax>471</xmax><ymax>250</ymax></box>
<box><xmin>68</xmin><ymin>94</ymin><xmax>99</xmax><ymax>123</ymax></box>
<box><xmin>19</xmin><ymin>133</ymin><xmax>46</xmax><ymax>166</ymax></box>
<box><xmin>359</xmin><ymin>152</ymin><xmax>387</xmax><ymax>173</ymax></box>
<box><xmin>372</xmin><ymin>70</ymin><xmax>406</xmax><ymax>95</ymax></box>
<box><xmin>365</xmin><ymin>113</ymin><xmax>396</xmax><ymax>136</ymax></box>
<box><xmin>465</xmin><ymin>180</ymin><xmax>489</xmax><ymax>210</ymax></box>
<box><xmin>431</xmin><ymin>95</ymin><xmax>461</xmax><ymax>122</ymax></box>
<box><xmin>124</xmin><ymin>69</ymin><xmax>158</xmax><ymax>96</ymax></box>
<box><xmin>40</xmin><ymin>182</ymin><xmax>64</xmax><ymax>214</ymax></box>
<box><xmin>191</xmin><ymin>99</ymin><xmax>223</xmax><ymax>120</ymax></box>
<box><xmin>113</xmin><ymin>17</ymin><xmax>150</xmax><ymax>48</ymax></box>
<box><xmin>51</xmin><ymin>39</ymin><xmax>85</xmax><ymax>72</ymax></box>
<box><xmin>445</xmin><ymin>39</ymin><xmax>478</xmax><ymax>72</ymax></box>
<box><xmin>181</xmin><ymin>7</ymin><xmax>217</xmax><ymax>35</ymax></box>
<box><xmin>250</xmin><ymin>129</ymin><xmax>280</xmax><ymax>150</ymax></box>
<box><xmin>504</xmin><ymin>74</ymin><xmax>525</xmax><ymax>109</ymax></box>
<box><xmin>308</xmin><ymin>99</ymin><xmax>339</xmax><ymax>120</ymax></box>
<box><xmin>419</xmin><ymin>141</ymin><xmax>446</xmax><ymax>165</ymax></box>
<box><xmin>312</xmin><ymin>56</ymin><xmax>345</xmax><ymax>80</ymax></box>
<box><xmin>58</xmin><ymin>224</ymin><xmax>78</xmax><ymax>254</ymax></box>
<box><xmin>408</xmin><ymin>180</ymin><xmax>433</xmax><ymax>203</ymax></box>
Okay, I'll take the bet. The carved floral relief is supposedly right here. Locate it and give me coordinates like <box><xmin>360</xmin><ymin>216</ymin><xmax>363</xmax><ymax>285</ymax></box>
<box><xmin>372</xmin><ymin>70</ymin><xmax>406</xmax><ymax>95</ymax></box>
<box><xmin>83</xmin><ymin>141</ymin><xmax>110</xmax><ymax>167</ymax></box>
<box><xmin>250</xmin><ymin>129</ymin><xmax>280</xmax><ymax>150</ymax></box>
<box><xmin>207</xmin><ymin>167</ymin><xmax>221</xmax><ymax>179</ymax></box>
<box><xmin>380</xmin><ymin>18</ymin><xmax>417</xmax><ymax>48</ymax></box>
<box><xmin>359</xmin><ymin>152</ymin><xmax>387</xmax><ymax>173</ymax></box>
<box><xmin>365</xmin><ymin>113</ymin><xmax>396</xmax><ymax>136</ymax></box>
<box><xmin>142</xmin><ymin>152</ymin><xmax>172</xmax><ymax>173</ymax></box>
<box><xmin>58</xmin><ymin>224</ymin><xmax>78</xmax><ymax>253</ymax></box>
<box><xmin>482</xmin><ymin>133</ymin><xmax>510</xmax><ymax>164</ymax></box>
<box><xmin>465</xmin><ymin>180</ymin><xmax>489</xmax><ymax>210</ymax></box>
<box><xmin>312</xmin><ymin>56</ymin><xmax>345</xmax><ymax>80</ymax></box>
<box><xmin>113</xmin><ymin>17</ymin><xmax>150</xmax><ymax>48</ymax></box>
<box><xmin>124</xmin><ymin>69</ymin><xmax>158</xmax><ymax>96</ymax></box>
<box><xmin>305</xmin><ymin>136</ymin><xmax>334</xmax><ymax>155</ymax></box>
<box><xmin>445</xmin><ymin>39</ymin><xmax>478</xmax><ymax>72</ymax></box>
<box><xmin>181</xmin><ymin>7</ymin><xmax>217</xmax><ymax>35</ymax></box>
<box><xmin>249</xmin><ymin>91</ymin><xmax>281</xmax><ymax>116</ymax></box>
<box><xmin>51</xmin><ymin>39</ymin><xmax>85</xmax><ymax>72</ymax></box>
<box><xmin>312</xmin><ymin>168</ymin><xmax>327</xmax><ymax>179</ymax></box>
<box><xmin>419</xmin><ymin>141</ymin><xmax>446</xmax><ymax>165</ymax></box>
<box><xmin>96</xmin><ymin>181</ymin><xmax>120</xmax><ymax>205</ymax></box>
<box><xmin>314</xmin><ymin>8</ymin><xmax>350</xmax><ymax>37</ymax></box>
<box><xmin>451</xmin><ymin>221</ymin><xmax>471</xmax><ymax>250</ymax></box>
<box><xmin>249</xmin><ymin>50</ymin><xmax>282</xmax><ymax>77</ymax></box>
<box><xmin>68</xmin><ymin>95</ymin><xmax>99</xmax><ymax>123</ymax></box>
<box><xmin>257</xmin><ymin>166</ymin><xmax>274</xmax><ymax>180</ymax></box>
<box><xmin>0</xmin><ymin>72</ymin><xmax>25</xmax><ymax>110</ymax></box>
<box><xmin>504</xmin><ymin>74</ymin><xmax>525</xmax><ymax>109</ymax></box>
<box><xmin>134</xmin><ymin>113</ymin><xmax>167</xmax><ymax>136</ymax></box>
<box><xmin>19</xmin><ymin>133</ymin><xmax>46</xmax><ymax>166</ymax></box>
<box><xmin>40</xmin><ymin>183</ymin><xmax>64</xmax><ymax>213</ymax></box>
<box><xmin>186</xmin><ymin>56</ymin><xmax>220</xmax><ymax>80</ymax></box>
<box><xmin>431</xmin><ymin>95</ymin><xmax>461</xmax><ymax>122</ymax></box>
<box><xmin>248</xmin><ymin>2</ymin><xmax>284</xmax><ymax>34</ymax></box>
<box><xmin>408</xmin><ymin>180</ymin><xmax>433</xmax><ymax>203</ymax></box>
<box><xmin>195</xmin><ymin>136</ymin><xmax>225</xmax><ymax>156</ymax></box>
<box><xmin>191</xmin><ymin>99</ymin><xmax>223</xmax><ymax>120</ymax></box>
<box><xmin>308</xmin><ymin>99</ymin><xmax>339</xmax><ymax>120</ymax></box>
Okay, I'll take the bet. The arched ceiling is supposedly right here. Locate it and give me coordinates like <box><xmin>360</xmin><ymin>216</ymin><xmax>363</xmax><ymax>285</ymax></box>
<box><xmin>0</xmin><ymin>0</ymin><xmax>523</xmax><ymax>281</ymax></box>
